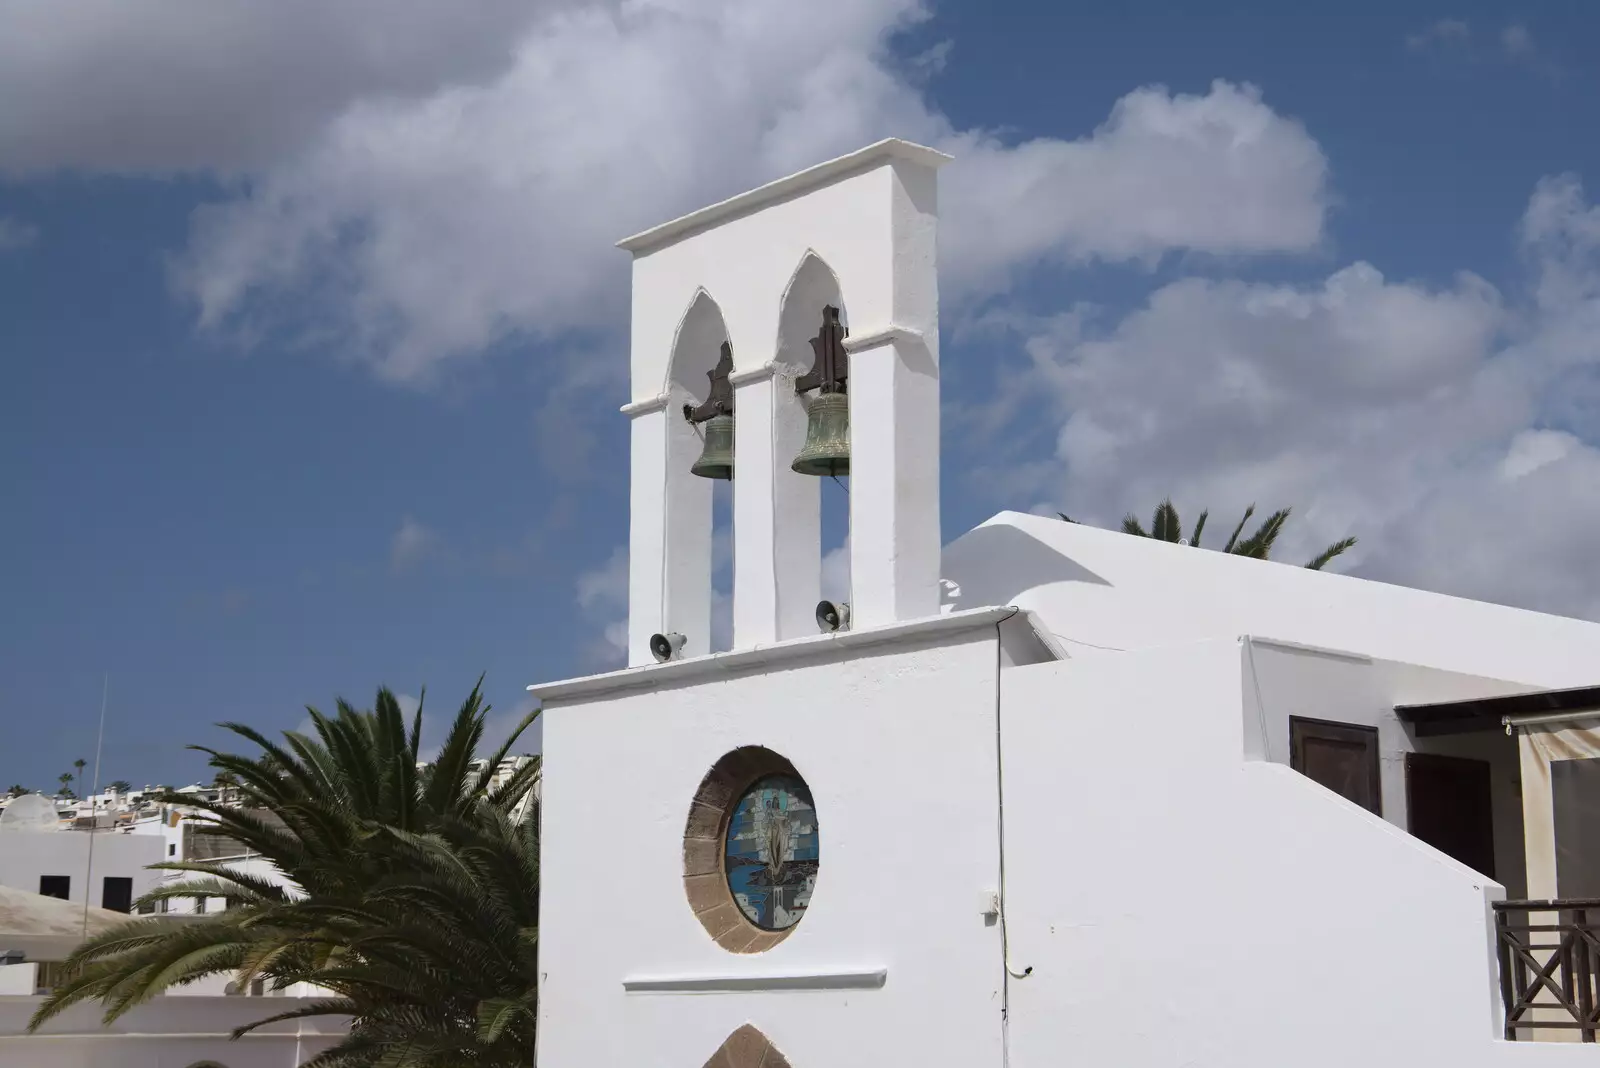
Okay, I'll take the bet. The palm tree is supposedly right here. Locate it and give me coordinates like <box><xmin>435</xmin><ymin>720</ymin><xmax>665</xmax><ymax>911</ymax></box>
<box><xmin>107</xmin><ymin>780</ymin><xmax>132</xmax><ymax>796</ymax></box>
<box><xmin>56</xmin><ymin>772</ymin><xmax>75</xmax><ymax>799</ymax></box>
<box><xmin>31</xmin><ymin>683</ymin><xmax>542</xmax><ymax>1067</ymax></box>
<box><xmin>5</xmin><ymin>785</ymin><xmax>28</xmax><ymax>798</ymax></box>
<box><xmin>1060</xmin><ymin>499</ymin><xmax>1356</xmax><ymax>571</ymax></box>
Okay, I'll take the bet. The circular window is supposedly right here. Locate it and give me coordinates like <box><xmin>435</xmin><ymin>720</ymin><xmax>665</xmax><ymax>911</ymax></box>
<box><xmin>683</xmin><ymin>747</ymin><xmax>819</xmax><ymax>953</ymax></box>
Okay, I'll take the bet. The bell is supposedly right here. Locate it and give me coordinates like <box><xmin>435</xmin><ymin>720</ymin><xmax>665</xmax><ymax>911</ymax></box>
<box><xmin>690</xmin><ymin>411</ymin><xmax>735</xmax><ymax>480</ymax></box>
<box><xmin>791</xmin><ymin>392</ymin><xmax>849</xmax><ymax>477</ymax></box>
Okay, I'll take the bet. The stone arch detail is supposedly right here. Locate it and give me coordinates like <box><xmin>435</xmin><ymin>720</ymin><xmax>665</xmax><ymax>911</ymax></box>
<box><xmin>700</xmin><ymin>1023</ymin><xmax>792</xmax><ymax>1068</ymax></box>
<box><xmin>683</xmin><ymin>746</ymin><xmax>810</xmax><ymax>953</ymax></box>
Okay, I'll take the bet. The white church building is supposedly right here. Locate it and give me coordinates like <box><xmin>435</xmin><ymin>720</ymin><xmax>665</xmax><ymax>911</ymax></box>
<box><xmin>532</xmin><ymin>140</ymin><xmax>1600</xmax><ymax>1066</ymax></box>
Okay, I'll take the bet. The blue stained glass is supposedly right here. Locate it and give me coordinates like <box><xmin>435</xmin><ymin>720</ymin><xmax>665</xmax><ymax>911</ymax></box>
<box><xmin>723</xmin><ymin>774</ymin><xmax>819</xmax><ymax>930</ymax></box>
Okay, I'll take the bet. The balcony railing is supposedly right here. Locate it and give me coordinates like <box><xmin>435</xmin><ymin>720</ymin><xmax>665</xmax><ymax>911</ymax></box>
<box><xmin>1495</xmin><ymin>899</ymin><xmax>1600</xmax><ymax>1041</ymax></box>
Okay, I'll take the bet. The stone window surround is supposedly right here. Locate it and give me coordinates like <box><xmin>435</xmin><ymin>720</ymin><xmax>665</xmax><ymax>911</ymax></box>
<box><xmin>683</xmin><ymin>746</ymin><xmax>812</xmax><ymax>953</ymax></box>
<box><xmin>700</xmin><ymin>1023</ymin><xmax>793</xmax><ymax>1068</ymax></box>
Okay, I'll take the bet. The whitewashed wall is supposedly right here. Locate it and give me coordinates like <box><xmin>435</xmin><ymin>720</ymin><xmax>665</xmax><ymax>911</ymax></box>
<box><xmin>0</xmin><ymin>831</ymin><xmax>164</xmax><ymax>910</ymax></box>
<box><xmin>0</xmin><ymin>994</ymin><xmax>344</xmax><ymax>1067</ymax></box>
<box><xmin>537</xmin><ymin>626</ymin><xmax>1007</xmax><ymax>1068</ymax></box>
<box><xmin>1243</xmin><ymin>642</ymin><xmax>1531</xmax><ymax>896</ymax></box>
<box><xmin>1000</xmin><ymin>640</ymin><xmax>1593</xmax><ymax>1068</ymax></box>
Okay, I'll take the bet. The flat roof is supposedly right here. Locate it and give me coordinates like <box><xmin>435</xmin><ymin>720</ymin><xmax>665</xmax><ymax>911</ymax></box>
<box><xmin>615</xmin><ymin>138</ymin><xmax>952</xmax><ymax>255</ymax></box>
<box><xmin>1395</xmin><ymin>683</ymin><xmax>1600</xmax><ymax>736</ymax></box>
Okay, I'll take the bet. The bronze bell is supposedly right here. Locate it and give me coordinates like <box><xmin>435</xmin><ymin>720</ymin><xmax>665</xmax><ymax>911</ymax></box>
<box><xmin>791</xmin><ymin>392</ymin><xmax>849</xmax><ymax>476</ymax></box>
<box><xmin>684</xmin><ymin>341</ymin><xmax>735</xmax><ymax>480</ymax></box>
<box><xmin>690</xmin><ymin>412</ymin><xmax>735</xmax><ymax>480</ymax></box>
<box><xmin>791</xmin><ymin>305</ymin><xmax>850</xmax><ymax>477</ymax></box>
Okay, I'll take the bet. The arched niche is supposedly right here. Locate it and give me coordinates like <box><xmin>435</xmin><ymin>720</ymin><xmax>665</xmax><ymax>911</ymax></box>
<box><xmin>658</xmin><ymin>289</ymin><xmax>733</xmax><ymax>658</ymax></box>
<box><xmin>775</xmin><ymin>252</ymin><xmax>847</xmax><ymax>374</ymax></box>
<box><xmin>699</xmin><ymin>1023</ymin><xmax>793</xmax><ymax>1068</ymax></box>
<box><xmin>773</xmin><ymin>252</ymin><xmax>848</xmax><ymax>625</ymax></box>
<box><xmin>667</xmin><ymin>289</ymin><xmax>733</xmax><ymax>396</ymax></box>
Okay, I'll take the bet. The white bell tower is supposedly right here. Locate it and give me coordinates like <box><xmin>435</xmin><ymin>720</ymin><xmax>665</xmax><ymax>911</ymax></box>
<box><xmin>617</xmin><ymin>139</ymin><xmax>952</xmax><ymax>665</ymax></box>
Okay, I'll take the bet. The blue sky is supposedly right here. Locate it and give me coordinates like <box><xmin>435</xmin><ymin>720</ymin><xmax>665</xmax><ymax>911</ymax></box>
<box><xmin>4</xmin><ymin>1</ymin><xmax>1599</xmax><ymax>790</ymax></box>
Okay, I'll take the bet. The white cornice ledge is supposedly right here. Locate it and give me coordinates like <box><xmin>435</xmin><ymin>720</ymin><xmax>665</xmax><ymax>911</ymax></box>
<box><xmin>616</xmin><ymin>139</ymin><xmax>953</xmax><ymax>255</ymax></box>
<box><xmin>622</xmin><ymin>968</ymin><xmax>887</xmax><ymax>994</ymax></box>
<box><xmin>528</xmin><ymin>606</ymin><xmax>1041</xmax><ymax>704</ymax></box>
<box><xmin>619</xmin><ymin>394</ymin><xmax>670</xmax><ymax>417</ymax></box>
<box><xmin>843</xmin><ymin>324</ymin><xmax>924</xmax><ymax>354</ymax></box>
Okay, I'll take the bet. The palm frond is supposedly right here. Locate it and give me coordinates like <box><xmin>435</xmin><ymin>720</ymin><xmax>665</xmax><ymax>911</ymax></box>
<box><xmin>1222</xmin><ymin>504</ymin><xmax>1256</xmax><ymax>554</ymax></box>
<box><xmin>1151</xmin><ymin>499</ymin><xmax>1182</xmax><ymax>542</ymax></box>
<box><xmin>1305</xmin><ymin>535</ymin><xmax>1358</xmax><ymax>571</ymax></box>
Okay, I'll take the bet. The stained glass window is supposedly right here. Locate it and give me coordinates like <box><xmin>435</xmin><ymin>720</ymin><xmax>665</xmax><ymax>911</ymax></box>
<box><xmin>723</xmin><ymin>774</ymin><xmax>819</xmax><ymax>930</ymax></box>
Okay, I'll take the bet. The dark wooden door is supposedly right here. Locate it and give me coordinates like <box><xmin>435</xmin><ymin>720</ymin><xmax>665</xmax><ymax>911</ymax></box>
<box><xmin>1405</xmin><ymin>752</ymin><xmax>1495</xmax><ymax>879</ymax></box>
<box><xmin>1290</xmin><ymin>717</ymin><xmax>1382</xmax><ymax>815</ymax></box>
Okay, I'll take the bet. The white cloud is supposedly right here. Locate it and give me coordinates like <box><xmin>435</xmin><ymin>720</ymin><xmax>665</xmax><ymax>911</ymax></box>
<box><xmin>390</xmin><ymin>516</ymin><xmax>439</xmax><ymax>572</ymax></box>
<box><xmin>940</xmin><ymin>81</ymin><xmax>1326</xmax><ymax>293</ymax></box>
<box><xmin>1407</xmin><ymin>19</ymin><xmax>1471</xmax><ymax>52</ymax></box>
<box><xmin>1406</xmin><ymin>18</ymin><xmax>1555</xmax><ymax>76</ymax></box>
<box><xmin>575</xmin><ymin>544</ymin><xmax>627</xmax><ymax>613</ymax></box>
<box><xmin>821</xmin><ymin>540</ymin><xmax>850</xmax><ymax>605</ymax></box>
<box><xmin>970</xmin><ymin>176</ymin><xmax>1600</xmax><ymax>621</ymax></box>
<box><xmin>0</xmin><ymin>0</ymin><xmax>537</xmax><ymax>174</ymax></box>
<box><xmin>137</xmin><ymin>0</ymin><xmax>1326</xmax><ymax>381</ymax></box>
<box><xmin>0</xmin><ymin>216</ymin><xmax>38</xmax><ymax>250</ymax></box>
<box><xmin>573</xmin><ymin>527</ymin><xmax>734</xmax><ymax>666</ymax></box>
<box><xmin>1502</xmin><ymin>24</ymin><xmax>1536</xmax><ymax>59</ymax></box>
<box><xmin>574</xmin><ymin>547</ymin><xmax>629</xmax><ymax>668</ymax></box>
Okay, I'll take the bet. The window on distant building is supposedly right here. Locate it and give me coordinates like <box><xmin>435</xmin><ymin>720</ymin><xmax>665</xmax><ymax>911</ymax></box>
<box><xmin>39</xmin><ymin>875</ymin><xmax>69</xmax><ymax>900</ymax></box>
<box><xmin>195</xmin><ymin>897</ymin><xmax>207</xmax><ymax>914</ymax></box>
<box><xmin>168</xmin><ymin>843</ymin><xmax>176</xmax><ymax>857</ymax></box>
<box><xmin>34</xmin><ymin>961</ymin><xmax>71</xmax><ymax>994</ymax></box>
<box><xmin>102</xmin><ymin>876</ymin><xmax>133</xmax><ymax>913</ymax></box>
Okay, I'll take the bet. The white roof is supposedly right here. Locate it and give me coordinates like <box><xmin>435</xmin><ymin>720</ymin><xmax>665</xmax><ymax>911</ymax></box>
<box><xmin>0</xmin><ymin>885</ymin><xmax>128</xmax><ymax>962</ymax></box>
<box><xmin>941</xmin><ymin>511</ymin><xmax>1600</xmax><ymax>689</ymax></box>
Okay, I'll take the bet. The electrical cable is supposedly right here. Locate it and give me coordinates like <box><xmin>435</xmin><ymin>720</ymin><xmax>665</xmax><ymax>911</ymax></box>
<box><xmin>992</xmin><ymin>607</ymin><xmax>1031</xmax><ymax>1068</ymax></box>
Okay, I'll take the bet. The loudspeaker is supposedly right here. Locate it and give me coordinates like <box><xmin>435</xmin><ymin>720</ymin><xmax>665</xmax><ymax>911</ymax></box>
<box><xmin>649</xmin><ymin>632</ymin><xmax>687</xmax><ymax>663</ymax></box>
<box><xmin>815</xmin><ymin>600</ymin><xmax>851</xmax><ymax>633</ymax></box>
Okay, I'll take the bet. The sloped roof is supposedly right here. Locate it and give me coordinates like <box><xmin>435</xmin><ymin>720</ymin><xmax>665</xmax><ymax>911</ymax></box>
<box><xmin>0</xmin><ymin>885</ymin><xmax>128</xmax><ymax>961</ymax></box>
<box><xmin>941</xmin><ymin>511</ymin><xmax>1600</xmax><ymax>688</ymax></box>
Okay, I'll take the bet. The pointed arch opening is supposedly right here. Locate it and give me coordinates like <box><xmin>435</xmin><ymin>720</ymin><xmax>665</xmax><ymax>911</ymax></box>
<box><xmin>661</xmin><ymin>289</ymin><xmax>735</xmax><ymax>657</ymax></box>
<box><xmin>775</xmin><ymin>253</ymin><xmax>849</xmax><ymax>629</ymax></box>
<box><xmin>700</xmin><ymin>1023</ymin><xmax>793</xmax><ymax>1068</ymax></box>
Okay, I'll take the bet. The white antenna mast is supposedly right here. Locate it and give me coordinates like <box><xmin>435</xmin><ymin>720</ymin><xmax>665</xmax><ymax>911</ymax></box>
<box><xmin>81</xmin><ymin>674</ymin><xmax>108</xmax><ymax>938</ymax></box>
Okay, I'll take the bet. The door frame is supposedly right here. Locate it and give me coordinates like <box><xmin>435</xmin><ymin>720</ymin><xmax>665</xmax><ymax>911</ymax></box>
<box><xmin>1289</xmin><ymin>716</ymin><xmax>1383</xmax><ymax>815</ymax></box>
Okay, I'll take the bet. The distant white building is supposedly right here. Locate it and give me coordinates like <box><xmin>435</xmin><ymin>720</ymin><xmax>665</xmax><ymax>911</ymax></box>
<box><xmin>0</xmin><ymin>885</ymin><xmax>342</xmax><ymax>1066</ymax></box>
<box><xmin>532</xmin><ymin>140</ymin><xmax>1600</xmax><ymax>1068</ymax></box>
<box><xmin>0</xmin><ymin>796</ymin><xmax>164</xmax><ymax>914</ymax></box>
